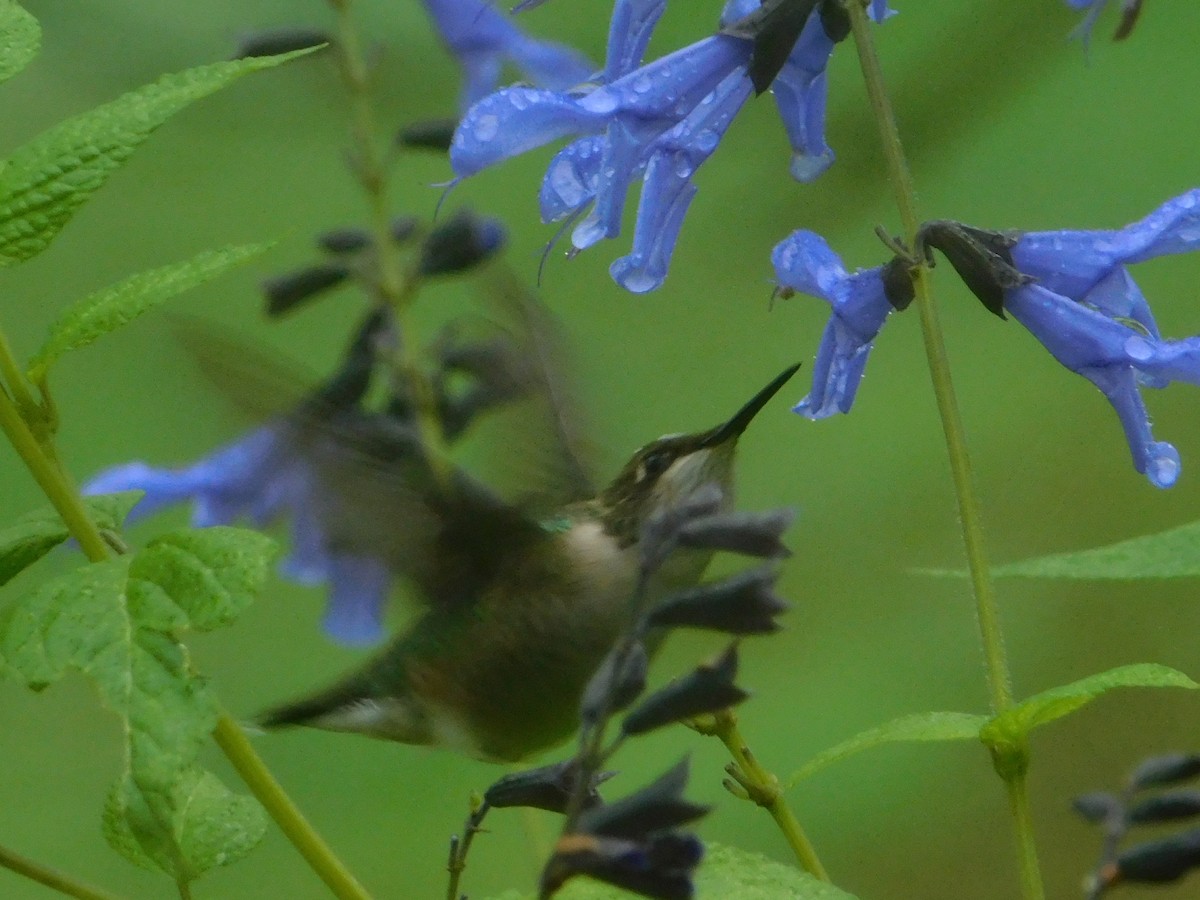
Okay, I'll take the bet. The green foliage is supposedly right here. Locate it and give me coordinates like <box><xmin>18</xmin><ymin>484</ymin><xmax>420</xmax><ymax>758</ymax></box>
<box><xmin>787</xmin><ymin>711</ymin><xmax>988</xmax><ymax>787</ymax></box>
<box><xmin>0</xmin><ymin>526</ymin><xmax>276</xmax><ymax>887</ymax></box>
<box><xmin>486</xmin><ymin>843</ymin><xmax>859</xmax><ymax>899</ymax></box>
<box><xmin>0</xmin><ymin>491</ymin><xmax>140</xmax><ymax>586</ymax></box>
<box><xmin>0</xmin><ymin>0</ymin><xmax>38</xmax><ymax>86</ymax></box>
<box><xmin>0</xmin><ymin>48</ymin><xmax>313</xmax><ymax>269</ymax></box>
<box><xmin>27</xmin><ymin>242</ymin><xmax>272</xmax><ymax>380</ymax></box>
<box><xmin>991</xmin><ymin>520</ymin><xmax>1200</xmax><ymax>579</ymax></box>
<box><xmin>980</xmin><ymin>664</ymin><xmax>1198</xmax><ymax>747</ymax></box>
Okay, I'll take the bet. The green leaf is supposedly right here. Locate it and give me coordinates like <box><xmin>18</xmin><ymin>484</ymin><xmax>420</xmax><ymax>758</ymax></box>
<box><xmin>0</xmin><ymin>526</ymin><xmax>276</xmax><ymax>883</ymax></box>
<box><xmin>0</xmin><ymin>48</ymin><xmax>312</xmax><ymax>268</ymax></box>
<box><xmin>0</xmin><ymin>0</ymin><xmax>38</xmax><ymax>86</ymax></box>
<box><xmin>786</xmin><ymin>712</ymin><xmax>988</xmax><ymax>787</ymax></box>
<box><xmin>486</xmin><ymin>842</ymin><xmax>859</xmax><ymax>899</ymax></box>
<box><xmin>28</xmin><ymin>243</ymin><xmax>272</xmax><ymax>378</ymax></box>
<box><xmin>991</xmin><ymin>520</ymin><xmax>1200</xmax><ymax>579</ymax></box>
<box><xmin>0</xmin><ymin>491</ymin><xmax>141</xmax><ymax>586</ymax></box>
<box><xmin>981</xmin><ymin>664</ymin><xmax>1198</xmax><ymax>746</ymax></box>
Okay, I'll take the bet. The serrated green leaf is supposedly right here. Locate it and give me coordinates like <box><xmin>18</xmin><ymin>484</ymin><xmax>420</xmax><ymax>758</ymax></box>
<box><xmin>992</xmin><ymin>520</ymin><xmax>1200</xmax><ymax>580</ymax></box>
<box><xmin>786</xmin><ymin>711</ymin><xmax>988</xmax><ymax>787</ymax></box>
<box><xmin>0</xmin><ymin>0</ymin><xmax>39</xmax><ymax>86</ymax></box>
<box><xmin>486</xmin><ymin>842</ymin><xmax>859</xmax><ymax>899</ymax></box>
<box><xmin>28</xmin><ymin>243</ymin><xmax>272</xmax><ymax>378</ymax></box>
<box><xmin>0</xmin><ymin>525</ymin><xmax>276</xmax><ymax>883</ymax></box>
<box><xmin>0</xmin><ymin>491</ymin><xmax>141</xmax><ymax>586</ymax></box>
<box><xmin>982</xmin><ymin>664</ymin><xmax>1199</xmax><ymax>746</ymax></box>
<box><xmin>0</xmin><ymin>48</ymin><xmax>312</xmax><ymax>268</ymax></box>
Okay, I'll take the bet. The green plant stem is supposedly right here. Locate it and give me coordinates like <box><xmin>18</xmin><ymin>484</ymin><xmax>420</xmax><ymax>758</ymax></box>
<box><xmin>213</xmin><ymin>717</ymin><xmax>372</xmax><ymax>900</ymax></box>
<box><xmin>326</xmin><ymin>0</ymin><xmax>452</xmax><ymax>486</ymax></box>
<box><xmin>701</xmin><ymin>710</ymin><xmax>828</xmax><ymax>880</ymax></box>
<box><xmin>844</xmin><ymin>3</ymin><xmax>1042</xmax><ymax>898</ymax></box>
<box><xmin>0</xmin><ymin>324</ymin><xmax>372</xmax><ymax>900</ymax></box>
<box><xmin>0</xmin><ymin>842</ymin><xmax>124</xmax><ymax>900</ymax></box>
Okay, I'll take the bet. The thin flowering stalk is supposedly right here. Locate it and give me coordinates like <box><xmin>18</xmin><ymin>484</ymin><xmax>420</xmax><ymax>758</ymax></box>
<box><xmin>0</xmin><ymin>841</ymin><xmax>123</xmax><ymax>900</ymax></box>
<box><xmin>327</xmin><ymin>0</ymin><xmax>451</xmax><ymax>486</ymax></box>
<box><xmin>0</xmin><ymin>326</ymin><xmax>373</xmax><ymax>900</ymax></box>
<box><xmin>843</xmin><ymin>2</ymin><xmax>1043</xmax><ymax>899</ymax></box>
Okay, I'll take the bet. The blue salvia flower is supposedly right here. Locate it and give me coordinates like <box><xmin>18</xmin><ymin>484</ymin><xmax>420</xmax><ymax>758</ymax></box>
<box><xmin>85</xmin><ymin>426</ymin><xmax>391</xmax><ymax>645</ymax></box>
<box><xmin>421</xmin><ymin>0</ymin><xmax>594</xmax><ymax>109</ymax></box>
<box><xmin>771</xmin><ymin>229</ymin><xmax>894</xmax><ymax>418</ymax></box>
<box><xmin>451</xmin><ymin>0</ymin><xmax>894</xmax><ymax>293</ymax></box>
<box><xmin>1004</xmin><ymin>189</ymin><xmax>1200</xmax><ymax>488</ymax></box>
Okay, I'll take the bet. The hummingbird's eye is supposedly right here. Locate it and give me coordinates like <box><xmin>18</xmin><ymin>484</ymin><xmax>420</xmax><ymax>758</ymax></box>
<box><xmin>639</xmin><ymin>448</ymin><xmax>673</xmax><ymax>481</ymax></box>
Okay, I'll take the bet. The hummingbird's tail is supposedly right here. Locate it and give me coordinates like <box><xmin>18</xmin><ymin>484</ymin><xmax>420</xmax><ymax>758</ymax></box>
<box><xmin>255</xmin><ymin>668</ymin><xmax>435</xmax><ymax>747</ymax></box>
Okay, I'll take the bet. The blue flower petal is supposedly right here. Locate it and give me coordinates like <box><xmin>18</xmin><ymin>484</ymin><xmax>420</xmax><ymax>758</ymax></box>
<box><xmin>772</xmin><ymin>230</ymin><xmax>891</xmax><ymax>418</ymax></box>
<box><xmin>451</xmin><ymin>88</ymin><xmax>607</xmax><ymax>178</ymax></box>
<box><xmin>770</xmin><ymin>11</ymin><xmax>837</xmax><ymax>182</ymax></box>
<box><xmin>539</xmin><ymin>137</ymin><xmax>603</xmax><ymax>222</ymax></box>
<box><xmin>604</xmin><ymin>0</ymin><xmax>669</xmax><ymax>82</ymax></box>
<box><xmin>84</xmin><ymin>461</ymin><xmax>211</xmax><ymax>521</ymax></box>
<box><xmin>506</xmin><ymin>33</ymin><xmax>595</xmax><ymax>92</ymax></box>
<box><xmin>323</xmin><ymin>554</ymin><xmax>391</xmax><ymax>645</ymax></box>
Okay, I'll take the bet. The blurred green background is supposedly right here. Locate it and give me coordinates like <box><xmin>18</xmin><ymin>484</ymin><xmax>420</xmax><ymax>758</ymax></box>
<box><xmin>2</xmin><ymin>0</ymin><xmax>1200</xmax><ymax>897</ymax></box>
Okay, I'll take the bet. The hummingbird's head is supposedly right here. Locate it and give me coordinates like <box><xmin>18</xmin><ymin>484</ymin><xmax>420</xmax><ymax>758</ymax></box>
<box><xmin>599</xmin><ymin>364</ymin><xmax>801</xmax><ymax>547</ymax></box>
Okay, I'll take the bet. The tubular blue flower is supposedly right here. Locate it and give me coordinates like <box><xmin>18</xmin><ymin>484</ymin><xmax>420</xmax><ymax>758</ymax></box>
<box><xmin>451</xmin><ymin>0</ymin><xmax>893</xmax><ymax>293</ymax></box>
<box><xmin>84</xmin><ymin>425</ymin><xmax>391</xmax><ymax>645</ymax></box>
<box><xmin>1004</xmin><ymin>189</ymin><xmax>1200</xmax><ymax>488</ymax></box>
<box><xmin>421</xmin><ymin>0</ymin><xmax>594</xmax><ymax>109</ymax></box>
<box><xmin>771</xmin><ymin>230</ymin><xmax>894</xmax><ymax>418</ymax></box>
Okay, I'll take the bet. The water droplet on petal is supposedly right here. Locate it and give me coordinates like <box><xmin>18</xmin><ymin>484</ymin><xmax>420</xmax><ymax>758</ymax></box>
<box><xmin>473</xmin><ymin>114</ymin><xmax>499</xmax><ymax>142</ymax></box>
<box><xmin>695</xmin><ymin>130</ymin><xmax>719</xmax><ymax>153</ymax></box>
<box><xmin>1147</xmin><ymin>442</ymin><xmax>1181</xmax><ymax>488</ymax></box>
<box><xmin>1124</xmin><ymin>334</ymin><xmax>1155</xmax><ymax>362</ymax></box>
<box><xmin>674</xmin><ymin>155</ymin><xmax>694</xmax><ymax>178</ymax></box>
<box><xmin>633</xmin><ymin>74</ymin><xmax>652</xmax><ymax>94</ymax></box>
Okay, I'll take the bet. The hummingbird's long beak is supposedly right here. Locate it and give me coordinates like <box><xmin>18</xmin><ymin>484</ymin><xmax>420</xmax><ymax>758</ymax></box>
<box><xmin>700</xmin><ymin>363</ymin><xmax>802</xmax><ymax>449</ymax></box>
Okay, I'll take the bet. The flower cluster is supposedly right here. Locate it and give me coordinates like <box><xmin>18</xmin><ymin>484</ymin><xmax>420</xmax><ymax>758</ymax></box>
<box><xmin>774</xmin><ymin>189</ymin><xmax>1200</xmax><ymax>488</ymax></box>
<box><xmin>421</xmin><ymin>0</ymin><xmax>594</xmax><ymax>109</ymax></box>
<box><xmin>450</xmin><ymin>0</ymin><xmax>893</xmax><ymax>293</ymax></box>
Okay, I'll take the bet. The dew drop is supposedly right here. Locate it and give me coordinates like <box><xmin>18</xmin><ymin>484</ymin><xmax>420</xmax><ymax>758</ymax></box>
<box><xmin>695</xmin><ymin>130</ymin><xmax>719</xmax><ymax>153</ymax></box>
<box><xmin>473</xmin><ymin>114</ymin><xmax>499</xmax><ymax>143</ymax></box>
<box><xmin>1148</xmin><ymin>442</ymin><xmax>1181</xmax><ymax>488</ymax></box>
<box><xmin>1124</xmin><ymin>334</ymin><xmax>1155</xmax><ymax>362</ymax></box>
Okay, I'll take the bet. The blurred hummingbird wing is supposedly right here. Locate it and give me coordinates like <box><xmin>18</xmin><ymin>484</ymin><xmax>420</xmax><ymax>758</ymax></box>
<box><xmin>167</xmin><ymin>311</ymin><xmax>551</xmax><ymax>608</ymax></box>
<box><xmin>466</xmin><ymin>267</ymin><xmax>598</xmax><ymax>511</ymax></box>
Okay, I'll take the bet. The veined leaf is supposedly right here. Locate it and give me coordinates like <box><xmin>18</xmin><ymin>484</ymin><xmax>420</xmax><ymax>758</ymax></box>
<box><xmin>981</xmin><ymin>664</ymin><xmax>1198</xmax><ymax>747</ymax></box>
<box><xmin>0</xmin><ymin>491</ymin><xmax>141</xmax><ymax>586</ymax></box>
<box><xmin>28</xmin><ymin>242</ymin><xmax>272</xmax><ymax>379</ymax></box>
<box><xmin>0</xmin><ymin>0</ymin><xmax>38</xmax><ymax>86</ymax></box>
<box><xmin>0</xmin><ymin>526</ymin><xmax>276</xmax><ymax>884</ymax></box>
<box><xmin>485</xmin><ymin>842</ymin><xmax>860</xmax><ymax>899</ymax></box>
<box><xmin>0</xmin><ymin>48</ymin><xmax>313</xmax><ymax>268</ymax></box>
<box><xmin>992</xmin><ymin>520</ymin><xmax>1200</xmax><ymax>579</ymax></box>
<box><xmin>787</xmin><ymin>711</ymin><xmax>987</xmax><ymax>787</ymax></box>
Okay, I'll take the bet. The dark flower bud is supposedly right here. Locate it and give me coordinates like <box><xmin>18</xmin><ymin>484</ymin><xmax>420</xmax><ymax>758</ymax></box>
<box><xmin>1117</xmin><ymin>828</ymin><xmax>1200</xmax><ymax>884</ymax></box>
<box><xmin>1129</xmin><ymin>790</ymin><xmax>1200</xmax><ymax>825</ymax></box>
<box><xmin>881</xmin><ymin>254</ymin><xmax>915</xmax><ymax>311</ymax></box>
<box><xmin>262</xmin><ymin>263</ymin><xmax>350</xmax><ymax>317</ymax></box>
<box><xmin>419</xmin><ymin>209</ymin><xmax>506</xmax><ymax>276</ymax></box>
<box><xmin>916</xmin><ymin>220</ymin><xmax>1028</xmax><ymax>320</ymax></box>
<box><xmin>622</xmin><ymin>644</ymin><xmax>748</xmax><ymax>737</ymax></box>
<box><xmin>638</xmin><ymin>484</ymin><xmax>725</xmax><ymax>573</ymax></box>
<box><xmin>540</xmin><ymin>832</ymin><xmax>700</xmax><ymax>900</ymax></box>
<box><xmin>1072</xmin><ymin>791</ymin><xmax>1122</xmax><ymax>825</ymax></box>
<box><xmin>1130</xmin><ymin>753</ymin><xmax>1200</xmax><ymax>791</ymax></box>
<box><xmin>301</xmin><ymin>308</ymin><xmax>390</xmax><ymax>414</ymax></box>
<box><xmin>578</xmin><ymin>759</ymin><xmax>708</xmax><ymax>839</ymax></box>
<box><xmin>232</xmin><ymin>27</ymin><xmax>331</xmax><ymax>60</ymax></box>
<box><xmin>1114</xmin><ymin>0</ymin><xmax>1144</xmax><ymax>41</ymax></box>
<box><xmin>677</xmin><ymin>508</ymin><xmax>794</xmax><ymax>559</ymax></box>
<box><xmin>484</xmin><ymin>760</ymin><xmax>610</xmax><ymax>814</ymax></box>
<box><xmin>720</xmin><ymin>0</ymin><xmax>822</xmax><ymax>95</ymax></box>
<box><xmin>316</xmin><ymin>227</ymin><xmax>371</xmax><ymax>255</ymax></box>
<box><xmin>395</xmin><ymin>118</ymin><xmax>459</xmax><ymax>153</ymax></box>
<box><xmin>645</xmin><ymin>567</ymin><xmax>788</xmax><ymax>636</ymax></box>
<box><xmin>581</xmin><ymin>641</ymin><xmax>648</xmax><ymax>727</ymax></box>
<box><xmin>432</xmin><ymin>334</ymin><xmax>527</xmax><ymax>439</ymax></box>
<box><xmin>817</xmin><ymin>0</ymin><xmax>851</xmax><ymax>43</ymax></box>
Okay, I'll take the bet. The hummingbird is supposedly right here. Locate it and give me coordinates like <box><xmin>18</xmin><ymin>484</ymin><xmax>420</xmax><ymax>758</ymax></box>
<box><xmin>257</xmin><ymin>358</ymin><xmax>800</xmax><ymax>763</ymax></box>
